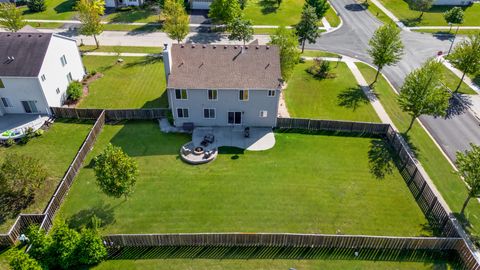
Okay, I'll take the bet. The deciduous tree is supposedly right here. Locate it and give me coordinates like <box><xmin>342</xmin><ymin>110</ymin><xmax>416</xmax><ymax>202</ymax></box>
<box><xmin>295</xmin><ymin>4</ymin><xmax>320</xmax><ymax>53</ymax></box>
<box><xmin>27</xmin><ymin>0</ymin><xmax>46</xmax><ymax>12</ymax></box>
<box><xmin>448</xmin><ymin>33</ymin><xmax>480</xmax><ymax>93</ymax></box>
<box><xmin>397</xmin><ymin>59</ymin><xmax>450</xmax><ymax>134</ymax></box>
<box><xmin>75</xmin><ymin>228</ymin><xmax>108</xmax><ymax>265</ymax></box>
<box><xmin>208</xmin><ymin>0</ymin><xmax>241</xmax><ymax>24</ymax></box>
<box><xmin>94</xmin><ymin>143</ymin><xmax>138</xmax><ymax>199</ymax></box>
<box><xmin>306</xmin><ymin>0</ymin><xmax>330</xmax><ymax>19</ymax></box>
<box><xmin>163</xmin><ymin>0</ymin><xmax>189</xmax><ymax>43</ymax></box>
<box><xmin>367</xmin><ymin>24</ymin><xmax>404</xmax><ymax>86</ymax></box>
<box><xmin>269</xmin><ymin>26</ymin><xmax>301</xmax><ymax>81</ymax></box>
<box><xmin>444</xmin><ymin>7</ymin><xmax>464</xmax><ymax>32</ymax></box>
<box><xmin>238</xmin><ymin>0</ymin><xmax>248</xmax><ymax>10</ymax></box>
<box><xmin>228</xmin><ymin>18</ymin><xmax>253</xmax><ymax>45</ymax></box>
<box><xmin>0</xmin><ymin>3</ymin><xmax>26</xmax><ymax>32</ymax></box>
<box><xmin>77</xmin><ymin>0</ymin><xmax>105</xmax><ymax>48</ymax></box>
<box><xmin>410</xmin><ymin>0</ymin><xmax>434</xmax><ymax>19</ymax></box>
<box><xmin>9</xmin><ymin>250</ymin><xmax>42</xmax><ymax>270</ymax></box>
<box><xmin>456</xmin><ymin>144</ymin><xmax>480</xmax><ymax>215</ymax></box>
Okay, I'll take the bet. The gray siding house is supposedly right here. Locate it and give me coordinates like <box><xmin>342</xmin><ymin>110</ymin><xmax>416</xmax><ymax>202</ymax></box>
<box><xmin>163</xmin><ymin>44</ymin><xmax>282</xmax><ymax>128</ymax></box>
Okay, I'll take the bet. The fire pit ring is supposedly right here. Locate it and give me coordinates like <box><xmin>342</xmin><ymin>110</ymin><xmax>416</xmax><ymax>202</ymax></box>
<box><xmin>193</xmin><ymin>146</ymin><xmax>204</xmax><ymax>155</ymax></box>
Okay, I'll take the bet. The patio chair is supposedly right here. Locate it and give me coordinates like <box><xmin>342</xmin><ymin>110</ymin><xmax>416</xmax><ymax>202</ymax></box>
<box><xmin>244</xmin><ymin>127</ymin><xmax>250</xmax><ymax>138</ymax></box>
<box><xmin>201</xmin><ymin>134</ymin><xmax>215</xmax><ymax>147</ymax></box>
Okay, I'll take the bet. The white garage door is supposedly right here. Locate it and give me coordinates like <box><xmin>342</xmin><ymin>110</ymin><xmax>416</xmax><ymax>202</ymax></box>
<box><xmin>191</xmin><ymin>0</ymin><xmax>211</xmax><ymax>9</ymax></box>
<box><xmin>105</xmin><ymin>0</ymin><xmax>116</xmax><ymax>7</ymax></box>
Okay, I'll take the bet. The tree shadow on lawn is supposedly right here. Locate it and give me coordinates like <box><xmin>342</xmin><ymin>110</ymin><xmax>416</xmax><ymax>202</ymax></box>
<box><xmin>54</xmin><ymin>0</ymin><xmax>76</xmax><ymax>14</ymax></box>
<box><xmin>124</xmin><ymin>56</ymin><xmax>163</xmax><ymax>69</ymax></box>
<box><xmin>109</xmin><ymin>9</ymin><xmax>156</xmax><ymax>23</ymax></box>
<box><xmin>0</xmin><ymin>193</ymin><xmax>34</xmax><ymax>227</ymax></box>
<box><xmin>368</xmin><ymin>140</ymin><xmax>395</xmax><ymax>180</ymax></box>
<box><xmin>259</xmin><ymin>0</ymin><xmax>281</xmax><ymax>14</ymax></box>
<box><xmin>67</xmin><ymin>201</ymin><xmax>116</xmax><ymax>230</ymax></box>
<box><xmin>126</xmin><ymin>23</ymin><xmax>163</xmax><ymax>35</ymax></box>
<box><xmin>337</xmin><ymin>86</ymin><xmax>370</xmax><ymax>112</ymax></box>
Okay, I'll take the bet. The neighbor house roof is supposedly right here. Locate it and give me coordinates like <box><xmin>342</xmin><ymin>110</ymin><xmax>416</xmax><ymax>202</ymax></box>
<box><xmin>0</xmin><ymin>32</ymin><xmax>52</xmax><ymax>77</ymax></box>
<box><xmin>167</xmin><ymin>44</ymin><xmax>282</xmax><ymax>90</ymax></box>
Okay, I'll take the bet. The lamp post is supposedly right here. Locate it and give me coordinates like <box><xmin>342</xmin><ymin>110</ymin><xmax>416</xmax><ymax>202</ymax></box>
<box><xmin>447</xmin><ymin>25</ymin><xmax>459</xmax><ymax>56</ymax></box>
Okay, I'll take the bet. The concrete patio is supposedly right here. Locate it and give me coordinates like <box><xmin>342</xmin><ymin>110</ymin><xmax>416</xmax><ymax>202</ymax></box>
<box><xmin>0</xmin><ymin>114</ymin><xmax>49</xmax><ymax>139</ymax></box>
<box><xmin>192</xmin><ymin>127</ymin><xmax>276</xmax><ymax>151</ymax></box>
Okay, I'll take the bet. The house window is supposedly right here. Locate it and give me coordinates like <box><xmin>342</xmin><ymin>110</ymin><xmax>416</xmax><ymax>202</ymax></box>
<box><xmin>239</xmin><ymin>90</ymin><xmax>249</xmax><ymax>101</ymax></box>
<box><xmin>268</xmin><ymin>90</ymin><xmax>275</xmax><ymax>97</ymax></box>
<box><xmin>56</xmin><ymin>88</ymin><xmax>60</xmax><ymax>94</ymax></box>
<box><xmin>41</xmin><ymin>75</ymin><xmax>46</xmax><ymax>82</ymax></box>
<box><xmin>66</xmin><ymin>72</ymin><xmax>73</xmax><ymax>83</ymax></box>
<box><xmin>21</xmin><ymin>100</ymin><xmax>39</xmax><ymax>113</ymax></box>
<box><xmin>1</xmin><ymin>97</ymin><xmax>12</xmax><ymax>107</ymax></box>
<box><xmin>208</xmin><ymin>89</ymin><xmax>217</xmax><ymax>100</ymax></box>
<box><xmin>177</xmin><ymin>108</ymin><xmax>189</xmax><ymax>118</ymax></box>
<box><xmin>60</xmin><ymin>55</ymin><xmax>67</xmax><ymax>66</ymax></box>
<box><xmin>204</xmin><ymin>108</ymin><xmax>215</xmax><ymax>119</ymax></box>
<box><xmin>0</xmin><ymin>79</ymin><xmax>4</xmax><ymax>88</ymax></box>
<box><xmin>175</xmin><ymin>89</ymin><xmax>188</xmax><ymax>100</ymax></box>
<box><xmin>260</xmin><ymin>110</ymin><xmax>268</xmax><ymax>118</ymax></box>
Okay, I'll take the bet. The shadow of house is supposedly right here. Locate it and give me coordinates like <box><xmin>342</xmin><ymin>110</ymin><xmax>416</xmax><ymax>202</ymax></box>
<box><xmin>54</xmin><ymin>0</ymin><xmax>76</xmax><ymax>14</ymax></box>
<box><xmin>141</xmin><ymin>91</ymin><xmax>169</xmax><ymax>108</ymax></box>
<box><xmin>337</xmin><ymin>86</ymin><xmax>370</xmax><ymax>111</ymax></box>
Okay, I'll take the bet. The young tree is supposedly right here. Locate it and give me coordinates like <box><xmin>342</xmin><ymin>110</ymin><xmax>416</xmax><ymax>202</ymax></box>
<box><xmin>228</xmin><ymin>18</ymin><xmax>253</xmax><ymax>45</ymax></box>
<box><xmin>163</xmin><ymin>0</ymin><xmax>189</xmax><ymax>43</ymax></box>
<box><xmin>397</xmin><ymin>59</ymin><xmax>450</xmax><ymax>134</ymax></box>
<box><xmin>410</xmin><ymin>0</ymin><xmax>434</xmax><ymax>19</ymax></box>
<box><xmin>295</xmin><ymin>4</ymin><xmax>320</xmax><ymax>53</ymax></box>
<box><xmin>94</xmin><ymin>143</ymin><xmax>138</xmax><ymax>199</ymax></box>
<box><xmin>456</xmin><ymin>144</ymin><xmax>480</xmax><ymax>215</ymax></box>
<box><xmin>26</xmin><ymin>0</ymin><xmax>46</xmax><ymax>12</ymax></box>
<box><xmin>448</xmin><ymin>33</ymin><xmax>480</xmax><ymax>93</ymax></box>
<box><xmin>208</xmin><ymin>0</ymin><xmax>241</xmax><ymax>25</ymax></box>
<box><xmin>306</xmin><ymin>0</ymin><xmax>330</xmax><ymax>19</ymax></box>
<box><xmin>77</xmin><ymin>0</ymin><xmax>105</xmax><ymax>49</ymax></box>
<box><xmin>67</xmin><ymin>81</ymin><xmax>83</xmax><ymax>101</ymax></box>
<box><xmin>0</xmin><ymin>3</ymin><xmax>26</xmax><ymax>32</ymax></box>
<box><xmin>269</xmin><ymin>26</ymin><xmax>301</xmax><ymax>81</ymax></box>
<box><xmin>9</xmin><ymin>250</ymin><xmax>42</xmax><ymax>270</ymax></box>
<box><xmin>238</xmin><ymin>0</ymin><xmax>248</xmax><ymax>10</ymax></box>
<box><xmin>444</xmin><ymin>7</ymin><xmax>464</xmax><ymax>32</ymax></box>
<box><xmin>367</xmin><ymin>24</ymin><xmax>404</xmax><ymax>86</ymax></box>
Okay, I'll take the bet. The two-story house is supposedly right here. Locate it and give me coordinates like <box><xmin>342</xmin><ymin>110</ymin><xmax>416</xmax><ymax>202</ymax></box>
<box><xmin>0</xmin><ymin>29</ymin><xmax>85</xmax><ymax>116</ymax></box>
<box><xmin>163</xmin><ymin>43</ymin><xmax>282</xmax><ymax>128</ymax></box>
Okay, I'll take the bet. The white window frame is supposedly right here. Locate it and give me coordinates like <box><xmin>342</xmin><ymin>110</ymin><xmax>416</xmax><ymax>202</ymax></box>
<box><xmin>176</xmin><ymin>108</ymin><xmax>189</xmax><ymax>118</ymax></box>
<box><xmin>239</xmin><ymin>89</ymin><xmax>249</xmax><ymax>101</ymax></box>
<box><xmin>1</xmin><ymin>97</ymin><xmax>12</xmax><ymax>107</ymax></box>
<box><xmin>60</xmin><ymin>55</ymin><xmax>67</xmax><ymax>67</ymax></box>
<box><xmin>21</xmin><ymin>100</ymin><xmax>39</xmax><ymax>113</ymax></box>
<box><xmin>41</xmin><ymin>74</ymin><xmax>46</xmax><ymax>82</ymax></box>
<box><xmin>56</xmin><ymin>88</ymin><xmax>60</xmax><ymax>94</ymax></box>
<box><xmin>175</xmin><ymin>89</ymin><xmax>188</xmax><ymax>100</ymax></box>
<box><xmin>259</xmin><ymin>110</ymin><xmax>268</xmax><ymax>118</ymax></box>
<box><xmin>203</xmin><ymin>108</ymin><xmax>216</xmax><ymax>119</ymax></box>
<box><xmin>207</xmin><ymin>89</ymin><xmax>218</xmax><ymax>100</ymax></box>
<box><xmin>66</xmin><ymin>72</ymin><xmax>73</xmax><ymax>83</ymax></box>
<box><xmin>268</xmin><ymin>90</ymin><xmax>276</xmax><ymax>97</ymax></box>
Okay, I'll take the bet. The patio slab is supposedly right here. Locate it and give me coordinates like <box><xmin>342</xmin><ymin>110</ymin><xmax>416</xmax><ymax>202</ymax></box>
<box><xmin>0</xmin><ymin>114</ymin><xmax>49</xmax><ymax>139</ymax></box>
<box><xmin>192</xmin><ymin>127</ymin><xmax>275</xmax><ymax>151</ymax></box>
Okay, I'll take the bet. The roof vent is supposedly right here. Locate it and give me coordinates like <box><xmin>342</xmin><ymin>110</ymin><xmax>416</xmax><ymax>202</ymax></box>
<box><xmin>245</xmin><ymin>46</ymin><xmax>248</xmax><ymax>50</ymax></box>
<box><xmin>234</xmin><ymin>46</ymin><xmax>238</xmax><ymax>49</ymax></box>
<box><xmin>17</xmin><ymin>34</ymin><xmax>21</xmax><ymax>37</ymax></box>
<box><xmin>224</xmin><ymin>45</ymin><xmax>227</xmax><ymax>49</ymax></box>
<box><xmin>256</xmin><ymin>46</ymin><xmax>259</xmax><ymax>49</ymax></box>
<box><xmin>181</xmin><ymin>44</ymin><xmax>185</xmax><ymax>48</ymax></box>
<box><xmin>202</xmin><ymin>44</ymin><xmax>206</xmax><ymax>48</ymax></box>
<box><xmin>266</xmin><ymin>46</ymin><xmax>270</xmax><ymax>50</ymax></box>
<box><xmin>192</xmin><ymin>45</ymin><xmax>196</xmax><ymax>48</ymax></box>
<box><xmin>213</xmin><ymin>45</ymin><xmax>217</xmax><ymax>49</ymax></box>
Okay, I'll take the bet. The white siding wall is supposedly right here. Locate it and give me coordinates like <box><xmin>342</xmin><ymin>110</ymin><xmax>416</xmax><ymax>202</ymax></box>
<box><xmin>433</xmin><ymin>0</ymin><xmax>472</xmax><ymax>5</ymax></box>
<box><xmin>38</xmin><ymin>35</ymin><xmax>85</xmax><ymax>108</ymax></box>
<box><xmin>0</xmin><ymin>77</ymin><xmax>49</xmax><ymax>114</ymax></box>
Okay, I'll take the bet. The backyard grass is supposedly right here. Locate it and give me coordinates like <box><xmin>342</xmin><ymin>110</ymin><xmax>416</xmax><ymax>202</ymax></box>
<box><xmin>18</xmin><ymin>0</ymin><xmax>76</xmax><ymax>20</ymax></box>
<box><xmin>243</xmin><ymin>0</ymin><xmax>304</xmax><ymax>26</ymax></box>
<box><xmin>285</xmin><ymin>61</ymin><xmax>380</xmax><ymax>122</ymax></box>
<box><xmin>440</xmin><ymin>64</ymin><xmax>477</xmax><ymax>95</ymax></box>
<box><xmin>362</xmin><ymin>1</ymin><xmax>395</xmax><ymax>24</ymax></box>
<box><xmin>79</xmin><ymin>45</ymin><xmax>163</xmax><ymax>54</ymax></box>
<box><xmin>0</xmin><ymin>120</ymin><xmax>92</xmax><ymax>233</ymax></box>
<box><xmin>78</xmin><ymin>56</ymin><xmax>167</xmax><ymax>109</ymax></box>
<box><xmin>58</xmin><ymin>121</ymin><xmax>429</xmax><ymax>236</ymax></box>
<box><xmin>102</xmin><ymin>23</ymin><xmax>162</xmax><ymax>32</ymax></box>
<box><xmin>325</xmin><ymin>6</ymin><xmax>341</xmax><ymax>27</ymax></box>
<box><xmin>301</xmin><ymin>50</ymin><xmax>340</xmax><ymax>58</ymax></box>
<box><xmin>376</xmin><ymin>0</ymin><xmax>480</xmax><ymax>26</ymax></box>
<box><xmin>356</xmin><ymin>62</ymin><xmax>480</xmax><ymax>239</ymax></box>
<box><xmin>103</xmin><ymin>8</ymin><xmax>160</xmax><ymax>23</ymax></box>
<box><xmin>26</xmin><ymin>22</ymin><xmax>65</xmax><ymax>29</ymax></box>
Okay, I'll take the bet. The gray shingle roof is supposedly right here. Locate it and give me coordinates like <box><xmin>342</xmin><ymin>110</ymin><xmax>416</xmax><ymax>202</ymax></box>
<box><xmin>167</xmin><ymin>44</ymin><xmax>282</xmax><ymax>90</ymax></box>
<box><xmin>0</xmin><ymin>32</ymin><xmax>52</xmax><ymax>77</ymax></box>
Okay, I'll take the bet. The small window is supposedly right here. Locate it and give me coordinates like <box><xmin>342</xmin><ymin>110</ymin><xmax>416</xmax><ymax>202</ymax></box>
<box><xmin>1</xmin><ymin>97</ymin><xmax>12</xmax><ymax>107</ymax></box>
<box><xmin>208</xmin><ymin>89</ymin><xmax>217</xmax><ymax>100</ymax></box>
<box><xmin>0</xmin><ymin>79</ymin><xmax>4</xmax><ymax>88</ymax></box>
<box><xmin>175</xmin><ymin>89</ymin><xmax>188</xmax><ymax>100</ymax></box>
<box><xmin>268</xmin><ymin>90</ymin><xmax>276</xmax><ymax>97</ymax></box>
<box><xmin>203</xmin><ymin>108</ymin><xmax>215</xmax><ymax>119</ymax></box>
<box><xmin>60</xmin><ymin>55</ymin><xmax>67</xmax><ymax>66</ymax></box>
<box><xmin>66</xmin><ymin>72</ymin><xmax>73</xmax><ymax>83</ymax></box>
<box><xmin>177</xmin><ymin>108</ymin><xmax>189</xmax><ymax>118</ymax></box>
<box><xmin>260</xmin><ymin>110</ymin><xmax>268</xmax><ymax>118</ymax></box>
<box><xmin>41</xmin><ymin>74</ymin><xmax>46</xmax><ymax>81</ymax></box>
<box><xmin>239</xmin><ymin>90</ymin><xmax>249</xmax><ymax>101</ymax></box>
<box><xmin>56</xmin><ymin>88</ymin><xmax>60</xmax><ymax>94</ymax></box>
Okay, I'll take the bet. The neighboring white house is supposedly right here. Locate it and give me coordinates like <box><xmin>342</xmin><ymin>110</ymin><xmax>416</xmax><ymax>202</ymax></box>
<box><xmin>188</xmin><ymin>0</ymin><xmax>213</xmax><ymax>9</ymax></box>
<box><xmin>164</xmin><ymin>43</ymin><xmax>282</xmax><ymax>128</ymax></box>
<box><xmin>434</xmin><ymin>0</ymin><xmax>472</xmax><ymax>5</ymax></box>
<box><xmin>0</xmin><ymin>29</ymin><xmax>85</xmax><ymax>116</ymax></box>
<box><xmin>105</xmin><ymin>0</ymin><xmax>144</xmax><ymax>8</ymax></box>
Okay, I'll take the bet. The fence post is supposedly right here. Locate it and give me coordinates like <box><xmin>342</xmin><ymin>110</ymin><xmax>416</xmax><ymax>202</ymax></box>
<box><xmin>407</xmin><ymin>167</ymin><xmax>418</xmax><ymax>186</ymax></box>
<box><xmin>426</xmin><ymin>197</ymin><xmax>437</xmax><ymax>216</ymax></box>
<box><xmin>415</xmin><ymin>181</ymin><xmax>427</xmax><ymax>201</ymax></box>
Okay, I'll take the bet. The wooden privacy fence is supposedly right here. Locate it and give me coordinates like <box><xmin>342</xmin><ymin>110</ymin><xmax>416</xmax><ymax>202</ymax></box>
<box><xmin>276</xmin><ymin>117</ymin><xmax>390</xmax><ymax>135</ymax></box>
<box><xmin>50</xmin><ymin>107</ymin><xmax>169</xmax><ymax>121</ymax></box>
<box><xmin>0</xmin><ymin>111</ymin><xmax>106</xmax><ymax>246</ymax></box>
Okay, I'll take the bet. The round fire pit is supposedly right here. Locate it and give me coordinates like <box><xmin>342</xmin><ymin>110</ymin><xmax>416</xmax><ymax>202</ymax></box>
<box><xmin>193</xmin><ymin>146</ymin><xmax>204</xmax><ymax>155</ymax></box>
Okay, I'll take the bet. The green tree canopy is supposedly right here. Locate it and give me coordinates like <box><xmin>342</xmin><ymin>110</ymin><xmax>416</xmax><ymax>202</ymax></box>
<box><xmin>409</xmin><ymin>0</ymin><xmax>434</xmax><ymax>19</ymax></box>
<box><xmin>208</xmin><ymin>0</ymin><xmax>242</xmax><ymax>24</ymax></box>
<box><xmin>27</xmin><ymin>0</ymin><xmax>46</xmax><ymax>12</ymax></box>
<box><xmin>367</xmin><ymin>24</ymin><xmax>404</xmax><ymax>85</ymax></box>
<box><xmin>456</xmin><ymin>144</ymin><xmax>480</xmax><ymax>215</ymax></box>
<box><xmin>397</xmin><ymin>59</ymin><xmax>450</xmax><ymax>134</ymax></box>
<box><xmin>305</xmin><ymin>0</ymin><xmax>330</xmax><ymax>19</ymax></box>
<box><xmin>448</xmin><ymin>33</ymin><xmax>480</xmax><ymax>92</ymax></box>
<box><xmin>444</xmin><ymin>7</ymin><xmax>464</xmax><ymax>25</ymax></box>
<box><xmin>94</xmin><ymin>143</ymin><xmax>138</xmax><ymax>199</ymax></box>
<box><xmin>76</xmin><ymin>228</ymin><xmax>108</xmax><ymax>265</ymax></box>
<box><xmin>269</xmin><ymin>26</ymin><xmax>301</xmax><ymax>81</ymax></box>
<box><xmin>0</xmin><ymin>3</ymin><xmax>26</xmax><ymax>32</ymax></box>
<box><xmin>163</xmin><ymin>0</ymin><xmax>189</xmax><ymax>43</ymax></box>
<box><xmin>9</xmin><ymin>250</ymin><xmax>42</xmax><ymax>270</ymax></box>
<box><xmin>238</xmin><ymin>0</ymin><xmax>248</xmax><ymax>9</ymax></box>
<box><xmin>295</xmin><ymin>4</ymin><xmax>320</xmax><ymax>52</ymax></box>
<box><xmin>228</xmin><ymin>18</ymin><xmax>254</xmax><ymax>45</ymax></box>
<box><xmin>77</xmin><ymin>0</ymin><xmax>105</xmax><ymax>48</ymax></box>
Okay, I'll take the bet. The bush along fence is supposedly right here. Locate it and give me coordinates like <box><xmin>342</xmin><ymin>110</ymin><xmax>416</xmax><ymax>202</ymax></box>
<box><xmin>50</xmin><ymin>107</ymin><xmax>169</xmax><ymax>121</ymax></box>
<box><xmin>0</xmin><ymin>110</ymin><xmax>106</xmax><ymax>246</ymax></box>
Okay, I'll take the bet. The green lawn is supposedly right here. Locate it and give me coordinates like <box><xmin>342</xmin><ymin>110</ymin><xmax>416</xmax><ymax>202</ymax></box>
<box><xmin>376</xmin><ymin>0</ymin><xmax>480</xmax><ymax>26</ymax></box>
<box><xmin>79</xmin><ymin>45</ymin><xmax>163</xmax><ymax>54</ymax></box>
<box><xmin>363</xmin><ymin>1</ymin><xmax>395</xmax><ymax>25</ymax></box>
<box><xmin>356</xmin><ymin>62</ymin><xmax>480</xmax><ymax>240</ymax></box>
<box><xmin>102</xmin><ymin>23</ymin><xmax>162</xmax><ymax>32</ymax></box>
<box><xmin>285</xmin><ymin>61</ymin><xmax>380</xmax><ymax>122</ymax></box>
<box><xmin>103</xmin><ymin>8</ymin><xmax>160</xmax><ymax>23</ymax></box>
<box><xmin>0</xmin><ymin>120</ymin><xmax>92</xmax><ymax>233</ymax></box>
<box><xmin>301</xmin><ymin>50</ymin><xmax>340</xmax><ymax>58</ymax></box>
<box><xmin>413</xmin><ymin>29</ymin><xmax>480</xmax><ymax>36</ymax></box>
<box><xmin>58</xmin><ymin>121</ymin><xmax>428</xmax><ymax>236</ymax></box>
<box><xmin>243</xmin><ymin>0</ymin><xmax>305</xmax><ymax>26</ymax></box>
<box><xmin>78</xmin><ymin>56</ymin><xmax>167</xmax><ymax>109</ymax></box>
<box><xmin>18</xmin><ymin>0</ymin><xmax>76</xmax><ymax>20</ymax></box>
<box><xmin>26</xmin><ymin>22</ymin><xmax>65</xmax><ymax>29</ymax></box>
<box><xmin>325</xmin><ymin>7</ymin><xmax>341</xmax><ymax>27</ymax></box>
<box><xmin>440</xmin><ymin>64</ymin><xmax>477</xmax><ymax>95</ymax></box>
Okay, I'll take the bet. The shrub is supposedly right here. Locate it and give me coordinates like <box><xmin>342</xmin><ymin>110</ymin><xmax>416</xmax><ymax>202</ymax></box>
<box><xmin>307</xmin><ymin>58</ymin><xmax>335</xmax><ymax>79</ymax></box>
<box><xmin>5</xmin><ymin>138</ymin><xmax>15</xmax><ymax>147</ymax></box>
<box><xmin>50</xmin><ymin>223</ymin><xmax>80</xmax><ymax>269</ymax></box>
<box><xmin>34</xmin><ymin>129</ymin><xmax>44</xmax><ymax>137</ymax></box>
<box><xmin>75</xmin><ymin>228</ymin><xmax>107</xmax><ymax>265</ymax></box>
<box><xmin>90</xmin><ymin>69</ymin><xmax>97</xmax><ymax>76</ymax></box>
<box><xmin>25</xmin><ymin>127</ymin><xmax>35</xmax><ymax>139</ymax></box>
<box><xmin>27</xmin><ymin>0</ymin><xmax>46</xmax><ymax>12</ymax></box>
<box><xmin>9</xmin><ymin>250</ymin><xmax>42</xmax><ymax>270</ymax></box>
<box><xmin>67</xmin><ymin>81</ymin><xmax>83</xmax><ymax>101</ymax></box>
